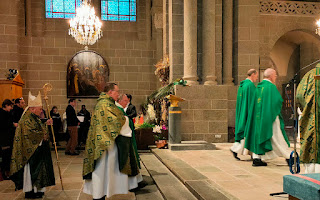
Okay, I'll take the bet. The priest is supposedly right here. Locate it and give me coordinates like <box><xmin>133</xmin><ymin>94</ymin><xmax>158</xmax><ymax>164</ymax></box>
<box><xmin>83</xmin><ymin>83</ymin><xmax>133</xmax><ymax>200</ymax></box>
<box><xmin>10</xmin><ymin>91</ymin><xmax>55</xmax><ymax>198</ymax></box>
<box><xmin>245</xmin><ymin>68</ymin><xmax>291</xmax><ymax>166</ymax></box>
<box><xmin>115</xmin><ymin>94</ymin><xmax>144</xmax><ymax>189</ymax></box>
<box><xmin>296</xmin><ymin>63</ymin><xmax>320</xmax><ymax>173</ymax></box>
<box><xmin>230</xmin><ymin>69</ymin><xmax>258</xmax><ymax>160</ymax></box>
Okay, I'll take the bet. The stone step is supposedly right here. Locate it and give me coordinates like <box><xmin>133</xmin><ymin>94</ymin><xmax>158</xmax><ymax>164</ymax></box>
<box><xmin>151</xmin><ymin>148</ymin><xmax>238</xmax><ymax>200</ymax></box>
<box><xmin>135</xmin><ymin>153</ymin><xmax>164</xmax><ymax>200</ymax></box>
<box><xmin>140</xmin><ymin>153</ymin><xmax>197</xmax><ymax>200</ymax></box>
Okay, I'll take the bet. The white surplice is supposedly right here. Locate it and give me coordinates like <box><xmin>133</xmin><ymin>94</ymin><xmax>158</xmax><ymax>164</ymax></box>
<box><xmin>23</xmin><ymin>141</ymin><xmax>45</xmax><ymax>193</ymax></box>
<box><xmin>83</xmin><ymin>114</ymin><xmax>142</xmax><ymax>199</ymax></box>
<box><xmin>253</xmin><ymin>116</ymin><xmax>291</xmax><ymax>161</ymax></box>
<box><xmin>230</xmin><ymin>139</ymin><xmax>250</xmax><ymax>155</ymax></box>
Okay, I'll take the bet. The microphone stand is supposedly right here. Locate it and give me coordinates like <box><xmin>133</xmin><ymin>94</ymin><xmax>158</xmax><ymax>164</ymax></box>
<box><xmin>270</xmin><ymin>59</ymin><xmax>320</xmax><ymax>197</ymax></box>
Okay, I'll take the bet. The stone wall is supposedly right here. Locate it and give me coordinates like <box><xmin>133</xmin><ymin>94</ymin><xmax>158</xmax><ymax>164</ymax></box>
<box><xmin>0</xmin><ymin>0</ymin><xmax>161</xmax><ymax>114</ymax></box>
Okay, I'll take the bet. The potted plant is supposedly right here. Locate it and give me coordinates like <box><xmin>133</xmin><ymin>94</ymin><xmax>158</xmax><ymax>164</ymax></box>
<box><xmin>153</xmin><ymin>125</ymin><xmax>168</xmax><ymax>149</ymax></box>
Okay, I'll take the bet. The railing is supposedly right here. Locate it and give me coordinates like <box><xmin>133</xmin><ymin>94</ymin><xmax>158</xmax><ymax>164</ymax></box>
<box><xmin>260</xmin><ymin>0</ymin><xmax>320</xmax><ymax>16</ymax></box>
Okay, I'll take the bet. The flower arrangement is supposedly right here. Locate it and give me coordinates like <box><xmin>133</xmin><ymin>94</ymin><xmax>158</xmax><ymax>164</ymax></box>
<box><xmin>154</xmin><ymin>55</ymin><xmax>170</xmax><ymax>86</ymax></box>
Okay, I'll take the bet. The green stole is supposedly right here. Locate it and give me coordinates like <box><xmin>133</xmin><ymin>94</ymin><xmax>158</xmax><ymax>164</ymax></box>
<box><xmin>245</xmin><ymin>80</ymin><xmax>290</xmax><ymax>155</ymax></box>
<box><xmin>83</xmin><ymin>93</ymin><xmax>126</xmax><ymax>179</ymax></box>
<box><xmin>235</xmin><ymin>79</ymin><xmax>256</xmax><ymax>142</ymax></box>
<box><xmin>297</xmin><ymin>64</ymin><xmax>320</xmax><ymax>163</ymax></box>
<box><xmin>116</xmin><ymin>106</ymin><xmax>140</xmax><ymax>176</ymax></box>
<box><xmin>10</xmin><ymin>111</ymin><xmax>55</xmax><ymax>190</ymax></box>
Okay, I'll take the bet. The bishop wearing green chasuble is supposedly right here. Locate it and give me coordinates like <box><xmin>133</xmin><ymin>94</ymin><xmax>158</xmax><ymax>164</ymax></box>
<box><xmin>230</xmin><ymin>69</ymin><xmax>258</xmax><ymax>160</ymax></box>
<box><xmin>10</xmin><ymin>91</ymin><xmax>55</xmax><ymax>199</ymax></box>
<box><xmin>296</xmin><ymin>63</ymin><xmax>320</xmax><ymax>173</ymax></box>
<box><xmin>83</xmin><ymin>83</ymin><xmax>141</xmax><ymax>200</ymax></box>
<box><xmin>245</xmin><ymin>68</ymin><xmax>291</xmax><ymax>166</ymax></box>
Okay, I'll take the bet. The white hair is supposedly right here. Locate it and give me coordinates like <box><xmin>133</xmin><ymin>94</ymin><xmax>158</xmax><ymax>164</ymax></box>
<box><xmin>263</xmin><ymin>68</ymin><xmax>275</xmax><ymax>78</ymax></box>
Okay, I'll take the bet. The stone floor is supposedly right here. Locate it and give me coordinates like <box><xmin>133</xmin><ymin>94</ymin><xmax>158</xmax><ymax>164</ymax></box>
<box><xmin>153</xmin><ymin>143</ymin><xmax>302</xmax><ymax>200</ymax></box>
<box><xmin>0</xmin><ymin>142</ymin><xmax>301</xmax><ymax>200</ymax></box>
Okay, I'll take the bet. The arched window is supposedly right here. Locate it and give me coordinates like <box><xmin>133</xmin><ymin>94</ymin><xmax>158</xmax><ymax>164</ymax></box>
<box><xmin>101</xmin><ymin>0</ymin><xmax>136</xmax><ymax>21</ymax></box>
<box><xmin>46</xmin><ymin>0</ymin><xmax>82</xmax><ymax>18</ymax></box>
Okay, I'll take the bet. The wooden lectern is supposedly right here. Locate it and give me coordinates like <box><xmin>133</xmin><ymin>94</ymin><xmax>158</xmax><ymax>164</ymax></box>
<box><xmin>0</xmin><ymin>73</ymin><xmax>24</xmax><ymax>104</ymax></box>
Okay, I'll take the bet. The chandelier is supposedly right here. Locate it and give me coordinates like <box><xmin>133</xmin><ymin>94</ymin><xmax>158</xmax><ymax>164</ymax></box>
<box><xmin>69</xmin><ymin>0</ymin><xmax>103</xmax><ymax>46</ymax></box>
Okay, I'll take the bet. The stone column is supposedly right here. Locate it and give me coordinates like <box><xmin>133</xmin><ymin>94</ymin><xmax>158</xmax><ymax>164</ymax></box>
<box><xmin>183</xmin><ymin>0</ymin><xmax>198</xmax><ymax>85</ymax></box>
<box><xmin>203</xmin><ymin>0</ymin><xmax>217</xmax><ymax>85</ymax></box>
<box><xmin>146</xmin><ymin>0</ymin><xmax>151</xmax><ymax>41</ymax></box>
<box><xmin>222</xmin><ymin>0</ymin><xmax>234</xmax><ymax>85</ymax></box>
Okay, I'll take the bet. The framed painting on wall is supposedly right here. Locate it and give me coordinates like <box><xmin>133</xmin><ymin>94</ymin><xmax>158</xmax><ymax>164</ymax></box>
<box><xmin>67</xmin><ymin>50</ymin><xmax>110</xmax><ymax>98</ymax></box>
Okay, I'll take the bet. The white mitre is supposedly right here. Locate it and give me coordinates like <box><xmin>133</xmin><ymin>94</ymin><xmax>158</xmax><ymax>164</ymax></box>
<box><xmin>28</xmin><ymin>91</ymin><xmax>42</xmax><ymax>107</ymax></box>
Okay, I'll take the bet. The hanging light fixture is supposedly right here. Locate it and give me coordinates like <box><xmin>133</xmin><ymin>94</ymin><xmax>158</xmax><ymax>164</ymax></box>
<box><xmin>69</xmin><ymin>0</ymin><xmax>103</xmax><ymax>46</ymax></box>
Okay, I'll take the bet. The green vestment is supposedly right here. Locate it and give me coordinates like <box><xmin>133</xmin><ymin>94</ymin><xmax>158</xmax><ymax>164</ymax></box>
<box><xmin>83</xmin><ymin>93</ymin><xmax>126</xmax><ymax>179</ymax></box>
<box><xmin>10</xmin><ymin>111</ymin><xmax>55</xmax><ymax>190</ymax></box>
<box><xmin>296</xmin><ymin>64</ymin><xmax>320</xmax><ymax>164</ymax></box>
<box><xmin>245</xmin><ymin>80</ymin><xmax>290</xmax><ymax>155</ymax></box>
<box><xmin>115</xmin><ymin>106</ymin><xmax>140</xmax><ymax>176</ymax></box>
<box><xmin>235</xmin><ymin>79</ymin><xmax>256</xmax><ymax>142</ymax></box>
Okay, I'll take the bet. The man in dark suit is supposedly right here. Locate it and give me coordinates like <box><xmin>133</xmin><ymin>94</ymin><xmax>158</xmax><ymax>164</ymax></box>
<box><xmin>65</xmin><ymin>99</ymin><xmax>80</xmax><ymax>155</ymax></box>
<box><xmin>125</xmin><ymin>94</ymin><xmax>137</xmax><ymax>121</ymax></box>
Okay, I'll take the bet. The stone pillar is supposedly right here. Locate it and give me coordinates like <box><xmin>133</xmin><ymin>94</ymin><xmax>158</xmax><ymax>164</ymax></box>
<box><xmin>168</xmin><ymin>107</ymin><xmax>182</xmax><ymax>144</ymax></box>
<box><xmin>163</xmin><ymin>0</ymin><xmax>168</xmax><ymax>56</ymax></box>
<box><xmin>183</xmin><ymin>0</ymin><xmax>198</xmax><ymax>85</ymax></box>
<box><xmin>222</xmin><ymin>0</ymin><xmax>234</xmax><ymax>85</ymax></box>
<box><xmin>146</xmin><ymin>0</ymin><xmax>151</xmax><ymax>41</ymax></box>
<box><xmin>203</xmin><ymin>0</ymin><xmax>217</xmax><ymax>85</ymax></box>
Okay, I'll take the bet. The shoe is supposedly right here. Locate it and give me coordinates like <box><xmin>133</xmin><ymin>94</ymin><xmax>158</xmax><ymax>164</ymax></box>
<box><xmin>25</xmin><ymin>191</ymin><xmax>35</xmax><ymax>199</ymax></box>
<box><xmin>93</xmin><ymin>196</ymin><xmax>106</xmax><ymax>200</ymax></box>
<box><xmin>65</xmin><ymin>151</ymin><xmax>71</xmax><ymax>155</ymax></box>
<box><xmin>34</xmin><ymin>192</ymin><xmax>44</xmax><ymax>198</ymax></box>
<box><xmin>252</xmin><ymin>159</ymin><xmax>267</xmax><ymax>166</ymax></box>
<box><xmin>138</xmin><ymin>180</ymin><xmax>148</xmax><ymax>189</ymax></box>
<box><xmin>230</xmin><ymin>150</ymin><xmax>240</xmax><ymax>161</ymax></box>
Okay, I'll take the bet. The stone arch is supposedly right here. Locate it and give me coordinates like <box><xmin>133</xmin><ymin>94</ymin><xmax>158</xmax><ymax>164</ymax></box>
<box><xmin>269</xmin><ymin>29</ymin><xmax>320</xmax><ymax>82</ymax></box>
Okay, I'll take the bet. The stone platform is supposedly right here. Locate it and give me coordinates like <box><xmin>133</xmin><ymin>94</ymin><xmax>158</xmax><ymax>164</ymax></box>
<box><xmin>168</xmin><ymin>141</ymin><xmax>216</xmax><ymax>151</ymax></box>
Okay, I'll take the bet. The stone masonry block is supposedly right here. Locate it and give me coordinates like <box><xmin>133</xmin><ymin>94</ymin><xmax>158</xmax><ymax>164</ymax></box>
<box><xmin>181</xmin><ymin>122</ymin><xmax>195</xmax><ymax>134</ymax></box>
<box><xmin>203</xmin><ymin>110</ymin><xmax>228</xmax><ymax>121</ymax></box>
<box><xmin>194</xmin><ymin>121</ymin><xmax>209</xmax><ymax>134</ymax></box>
<box><xmin>181</xmin><ymin>110</ymin><xmax>194</xmax><ymax>121</ymax></box>
<box><xmin>209</xmin><ymin>121</ymin><xmax>228</xmax><ymax>133</ymax></box>
<box><xmin>211</xmin><ymin>100</ymin><xmax>228</xmax><ymax>109</ymax></box>
<box><xmin>41</xmin><ymin>48</ymin><xmax>59</xmax><ymax>56</ymax></box>
<box><xmin>189</xmin><ymin>100</ymin><xmax>211</xmax><ymax>110</ymax></box>
<box><xmin>114</xmin><ymin>72</ymin><xmax>128</xmax><ymax>81</ymax></box>
<box><xmin>39</xmin><ymin>71</ymin><xmax>60</xmax><ymax>80</ymax></box>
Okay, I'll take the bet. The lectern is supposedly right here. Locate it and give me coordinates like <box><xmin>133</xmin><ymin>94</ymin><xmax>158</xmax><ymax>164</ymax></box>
<box><xmin>0</xmin><ymin>73</ymin><xmax>24</xmax><ymax>104</ymax></box>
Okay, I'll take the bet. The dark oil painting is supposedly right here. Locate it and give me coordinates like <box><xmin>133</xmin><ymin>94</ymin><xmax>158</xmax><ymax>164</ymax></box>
<box><xmin>67</xmin><ymin>50</ymin><xmax>109</xmax><ymax>98</ymax></box>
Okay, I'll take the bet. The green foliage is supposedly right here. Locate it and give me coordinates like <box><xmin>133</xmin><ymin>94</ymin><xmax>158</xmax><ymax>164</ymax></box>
<box><xmin>136</xmin><ymin>122</ymin><xmax>155</xmax><ymax>129</ymax></box>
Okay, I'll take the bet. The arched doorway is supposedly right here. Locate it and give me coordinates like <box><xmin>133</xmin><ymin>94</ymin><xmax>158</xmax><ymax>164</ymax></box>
<box><xmin>268</xmin><ymin>30</ymin><xmax>320</xmax><ymax>141</ymax></box>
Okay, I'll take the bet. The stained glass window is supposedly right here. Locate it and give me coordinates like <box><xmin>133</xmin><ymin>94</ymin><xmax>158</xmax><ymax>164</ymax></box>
<box><xmin>101</xmin><ymin>0</ymin><xmax>136</xmax><ymax>21</ymax></box>
<box><xmin>46</xmin><ymin>0</ymin><xmax>82</xmax><ymax>19</ymax></box>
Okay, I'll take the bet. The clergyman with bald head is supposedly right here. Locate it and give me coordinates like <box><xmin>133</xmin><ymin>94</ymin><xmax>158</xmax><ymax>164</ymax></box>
<box><xmin>230</xmin><ymin>69</ymin><xmax>258</xmax><ymax>160</ymax></box>
<box><xmin>244</xmin><ymin>68</ymin><xmax>291</xmax><ymax>167</ymax></box>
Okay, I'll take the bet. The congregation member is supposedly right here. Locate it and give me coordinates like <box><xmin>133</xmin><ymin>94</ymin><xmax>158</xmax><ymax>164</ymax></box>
<box><xmin>10</xmin><ymin>92</ymin><xmax>55</xmax><ymax>199</ymax></box>
<box><xmin>50</xmin><ymin>106</ymin><xmax>62</xmax><ymax>146</ymax></box>
<box><xmin>0</xmin><ymin>99</ymin><xmax>14</xmax><ymax>179</ymax></box>
<box><xmin>65</xmin><ymin>98</ymin><xmax>80</xmax><ymax>155</ymax></box>
<box><xmin>245</xmin><ymin>68</ymin><xmax>291</xmax><ymax>166</ymax></box>
<box><xmin>12</xmin><ymin>97</ymin><xmax>25</xmax><ymax>127</ymax></box>
<box><xmin>83</xmin><ymin>83</ymin><xmax>137</xmax><ymax>200</ymax></box>
<box><xmin>78</xmin><ymin>105</ymin><xmax>91</xmax><ymax>146</ymax></box>
<box><xmin>230</xmin><ymin>69</ymin><xmax>259</xmax><ymax>160</ymax></box>
<box><xmin>296</xmin><ymin>63</ymin><xmax>320</xmax><ymax>173</ymax></box>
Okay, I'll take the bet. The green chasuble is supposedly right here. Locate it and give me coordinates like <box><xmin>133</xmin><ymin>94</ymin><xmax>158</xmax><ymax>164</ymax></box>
<box><xmin>245</xmin><ymin>80</ymin><xmax>290</xmax><ymax>155</ymax></box>
<box><xmin>115</xmin><ymin>106</ymin><xmax>140</xmax><ymax>176</ymax></box>
<box><xmin>235</xmin><ymin>79</ymin><xmax>256</xmax><ymax>142</ymax></box>
<box><xmin>296</xmin><ymin>64</ymin><xmax>320</xmax><ymax>164</ymax></box>
<box><xmin>83</xmin><ymin>93</ymin><xmax>126</xmax><ymax>179</ymax></box>
<box><xmin>10</xmin><ymin>111</ymin><xmax>55</xmax><ymax>190</ymax></box>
